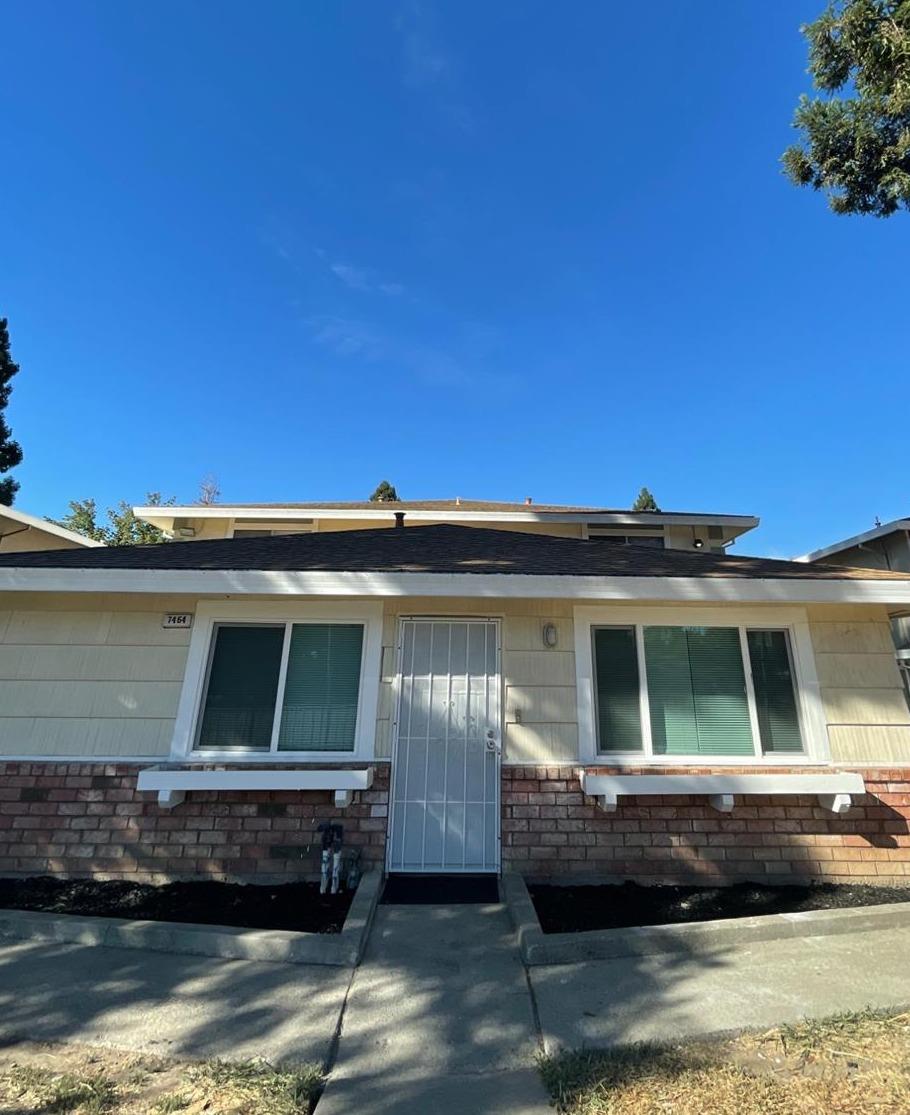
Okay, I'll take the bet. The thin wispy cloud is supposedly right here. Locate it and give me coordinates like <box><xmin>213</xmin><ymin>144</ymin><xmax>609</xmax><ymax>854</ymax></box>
<box><xmin>395</xmin><ymin>2</ymin><xmax>475</xmax><ymax>133</ymax></box>
<box><xmin>318</xmin><ymin>250</ymin><xmax>404</xmax><ymax>296</ymax></box>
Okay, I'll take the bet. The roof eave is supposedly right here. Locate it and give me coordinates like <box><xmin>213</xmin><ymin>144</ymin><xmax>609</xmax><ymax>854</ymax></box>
<box><xmin>795</xmin><ymin>520</ymin><xmax>910</xmax><ymax>564</ymax></box>
<box><xmin>0</xmin><ymin>567</ymin><xmax>906</xmax><ymax>605</ymax></box>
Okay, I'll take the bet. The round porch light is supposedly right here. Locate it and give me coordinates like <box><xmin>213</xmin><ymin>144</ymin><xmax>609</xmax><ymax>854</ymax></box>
<box><xmin>542</xmin><ymin>622</ymin><xmax>559</xmax><ymax>648</ymax></box>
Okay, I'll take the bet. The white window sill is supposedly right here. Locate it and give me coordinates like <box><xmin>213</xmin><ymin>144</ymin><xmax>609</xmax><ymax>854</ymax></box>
<box><xmin>137</xmin><ymin>764</ymin><xmax>374</xmax><ymax>809</ymax></box>
<box><xmin>578</xmin><ymin>770</ymin><xmax>864</xmax><ymax>814</ymax></box>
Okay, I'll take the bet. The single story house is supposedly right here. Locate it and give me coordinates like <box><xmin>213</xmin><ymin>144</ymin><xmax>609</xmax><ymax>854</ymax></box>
<box><xmin>1</xmin><ymin>521</ymin><xmax>910</xmax><ymax>886</ymax></box>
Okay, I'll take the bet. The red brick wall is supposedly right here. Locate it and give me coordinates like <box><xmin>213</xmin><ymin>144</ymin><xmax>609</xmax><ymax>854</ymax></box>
<box><xmin>5</xmin><ymin>761</ymin><xmax>910</xmax><ymax>886</ymax></box>
<box><xmin>502</xmin><ymin>765</ymin><xmax>910</xmax><ymax>886</ymax></box>
<box><xmin>0</xmin><ymin>762</ymin><xmax>390</xmax><ymax>883</ymax></box>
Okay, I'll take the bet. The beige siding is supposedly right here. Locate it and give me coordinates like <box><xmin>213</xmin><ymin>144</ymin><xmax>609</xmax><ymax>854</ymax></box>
<box><xmin>808</xmin><ymin>605</ymin><xmax>910</xmax><ymax>764</ymax></box>
<box><xmin>379</xmin><ymin>598</ymin><xmax>578</xmax><ymax>763</ymax></box>
<box><xmin>0</xmin><ymin>598</ymin><xmax>192</xmax><ymax>758</ymax></box>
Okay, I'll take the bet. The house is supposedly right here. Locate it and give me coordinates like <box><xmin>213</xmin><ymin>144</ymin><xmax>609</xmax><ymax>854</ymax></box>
<box><xmin>1</xmin><ymin>505</ymin><xmax>909</xmax><ymax>887</ymax></box>
<box><xmin>798</xmin><ymin>517</ymin><xmax>910</xmax><ymax>705</ymax></box>
<box><xmin>133</xmin><ymin>497</ymin><xmax>758</xmax><ymax>552</ymax></box>
<box><xmin>0</xmin><ymin>505</ymin><xmax>103</xmax><ymax>553</ymax></box>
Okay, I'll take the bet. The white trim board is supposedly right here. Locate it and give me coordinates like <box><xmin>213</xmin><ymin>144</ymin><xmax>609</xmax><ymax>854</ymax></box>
<box><xmin>0</xmin><ymin>507</ymin><xmax>104</xmax><ymax>548</ymax></box>
<box><xmin>0</xmin><ymin>568</ymin><xmax>908</xmax><ymax>603</ymax></box>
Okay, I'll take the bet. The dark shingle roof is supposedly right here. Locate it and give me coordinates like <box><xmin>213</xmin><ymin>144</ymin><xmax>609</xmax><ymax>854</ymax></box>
<box><xmin>0</xmin><ymin>525</ymin><xmax>905</xmax><ymax>580</ymax></box>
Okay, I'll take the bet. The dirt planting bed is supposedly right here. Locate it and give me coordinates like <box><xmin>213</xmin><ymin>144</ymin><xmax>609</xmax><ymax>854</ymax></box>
<box><xmin>0</xmin><ymin>875</ymin><xmax>353</xmax><ymax>934</ymax></box>
<box><xmin>529</xmin><ymin>880</ymin><xmax>910</xmax><ymax>934</ymax></box>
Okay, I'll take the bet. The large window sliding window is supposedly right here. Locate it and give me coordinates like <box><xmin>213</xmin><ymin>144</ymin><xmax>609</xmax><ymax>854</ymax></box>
<box><xmin>592</xmin><ymin>622</ymin><xmax>805</xmax><ymax>759</ymax></box>
<box><xmin>196</xmin><ymin>622</ymin><xmax>365</xmax><ymax>754</ymax></box>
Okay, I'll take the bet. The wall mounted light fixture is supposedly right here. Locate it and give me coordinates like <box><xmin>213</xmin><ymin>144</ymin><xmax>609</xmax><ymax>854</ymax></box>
<box><xmin>542</xmin><ymin>622</ymin><xmax>559</xmax><ymax>648</ymax></box>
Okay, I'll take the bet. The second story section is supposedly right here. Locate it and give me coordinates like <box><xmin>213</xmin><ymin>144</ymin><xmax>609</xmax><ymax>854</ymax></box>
<box><xmin>132</xmin><ymin>498</ymin><xmax>759</xmax><ymax>554</ymax></box>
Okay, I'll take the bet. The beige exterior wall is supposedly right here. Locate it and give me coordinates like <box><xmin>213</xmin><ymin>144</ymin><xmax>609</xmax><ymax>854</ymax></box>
<box><xmin>0</xmin><ymin>594</ymin><xmax>907</xmax><ymax>768</ymax></box>
<box><xmin>0</xmin><ymin>594</ymin><xmax>193</xmax><ymax>758</ymax></box>
<box><xmin>808</xmin><ymin>604</ymin><xmax>910</xmax><ymax>763</ymax></box>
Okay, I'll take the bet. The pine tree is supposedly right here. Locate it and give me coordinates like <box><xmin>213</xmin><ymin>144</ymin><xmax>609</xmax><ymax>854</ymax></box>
<box><xmin>0</xmin><ymin>319</ymin><xmax>24</xmax><ymax>505</ymax></box>
<box><xmin>783</xmin><ymin>1</ymin><xmax>910</xmax><ymax>216</ymax></box>
<box><xmin>632</xmin><ymin>487</ymin><xmax>660</xmax><ymax>512</ymax></box>
<box><xmin>370</xmin><ymin>480</ymin><xmax>399</xmax><ymax>502</ymax></box>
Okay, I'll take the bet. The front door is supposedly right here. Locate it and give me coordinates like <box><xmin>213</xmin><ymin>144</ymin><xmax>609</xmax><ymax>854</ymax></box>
<box><xmin>387</xmin><ymin>619</ymin><xmax>501</xmax><ymax>873</ymax></box>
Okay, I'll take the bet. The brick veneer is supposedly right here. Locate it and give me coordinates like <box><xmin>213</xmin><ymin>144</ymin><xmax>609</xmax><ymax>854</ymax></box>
<box><xmin>502</xmin><ymin>765</ymin><xmax>910</xmax><ymax>886</ymax></box>
<box><xmin>0</xmin><ymin>762</ymin><xmax>390</xmax><ymax>883</ymax></box>
<box><xmin>3</xmin><ymin>761</ymin><xmax>910</xmax><ymax>886</ymax></box>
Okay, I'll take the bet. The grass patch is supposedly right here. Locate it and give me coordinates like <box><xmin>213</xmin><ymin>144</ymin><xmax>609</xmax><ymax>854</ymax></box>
<box><xmin>539</xmin><ymin>1007</ymin><xmax>910</xmax><ymax>1114</ymax></box>
<box><xmin>0</xmin><ymin>1045</ymin><xmax>324</xmax><ymax>1114</ymax></box>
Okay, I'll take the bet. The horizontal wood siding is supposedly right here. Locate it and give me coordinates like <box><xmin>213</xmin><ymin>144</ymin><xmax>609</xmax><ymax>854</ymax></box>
<box><xmin>808</xmin><ymin>606</ymin><xmax>910</xmax><ymax>763</ymax></box>
<box><xmin>0</xmin><ymin>599</ymin><xmax>192</xmax><ymax>758</ymax></box>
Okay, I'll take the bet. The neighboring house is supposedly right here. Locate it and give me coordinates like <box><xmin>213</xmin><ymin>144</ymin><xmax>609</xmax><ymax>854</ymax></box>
<box><xmin>798</xmin><ymin>518</ymin><xmax>910</xmax><ymax>706</ymax></box>
<box><xmin>1</xmin><ymin>518</ymin><xmax>909</xmax><ymax>886</ymax></box>
<box><xmin>0</xmin><ymin>505</ymin><xmax>104</xmax><ymax>553</ymax></box>
<box><xmin>133</xmin><ymin>497</ymin><xmax>758</xmax><ymax>553</ymax></box>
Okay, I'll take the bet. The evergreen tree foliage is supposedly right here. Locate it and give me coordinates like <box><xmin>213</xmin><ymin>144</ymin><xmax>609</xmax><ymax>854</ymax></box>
<box><xmin>783</xmin><ymin>1</ymin><xmax>910</xmax><ymax>215</ymax></box>
<box><xmin>632</xmin><ymin>487</ymin><xmax>660</xmax><ymax>512</ymax></box>
<box><xmin>54</xmin><ymin>492</ymin><xmax>174</xmax><ymax>545</ymax></box>
<box><xmin>369</xmin><ymin>480</ymin><xmax>400</xmax><ymax>502</ymax></box>
<box><xmin>0</xmin><ymin>319</ymin><xmax>24</xmax><ymax>506</ymax></box>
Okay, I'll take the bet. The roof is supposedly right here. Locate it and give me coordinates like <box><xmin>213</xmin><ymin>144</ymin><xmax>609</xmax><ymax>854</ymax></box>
<box><xmin>0</xmin><ymin>505</ymin><xmax>104</xmax><ymax>548</ymax></box>
<box><xmin>796</xmin><ymin>518</ymin><xmax>910</xmax><ymax>564</ymax></box>
<box><xmin>205</xmin><ymin>499</ymin><xmax>741</xmax><ymax>516</ymax></box>
<box><xmin>0</xmin><ymin>524</ymin><xmax>904</xmax><ymax>580</ymax></box>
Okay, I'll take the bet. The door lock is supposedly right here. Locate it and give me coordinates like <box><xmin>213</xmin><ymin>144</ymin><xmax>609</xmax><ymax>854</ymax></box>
<box><xmin>485</xmin><ymin>729</ymin><xmax>500</xmax><ymax>753</ymax></box>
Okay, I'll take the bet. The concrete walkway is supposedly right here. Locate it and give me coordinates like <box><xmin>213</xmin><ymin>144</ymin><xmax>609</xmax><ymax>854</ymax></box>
<box><xmin>0</xmin><ymin>938</ymin><xmax>350</xmax><ymax>1064</ymax></box>
<box><xmin>317</xmin><ymin>902</ymin><xmax>550</xmax><ymax>1114</ymax></box>
<box><xmin>531</xmin><ymin>924</ymin><xmax>910</xmax><ymax>1053</ymax></box>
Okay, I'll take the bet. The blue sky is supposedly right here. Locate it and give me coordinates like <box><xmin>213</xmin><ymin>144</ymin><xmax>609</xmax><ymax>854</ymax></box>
<box><xmin>1</xmin><ymin>1</ymin><xmax>907</xmax><ymax>558</ymax></box>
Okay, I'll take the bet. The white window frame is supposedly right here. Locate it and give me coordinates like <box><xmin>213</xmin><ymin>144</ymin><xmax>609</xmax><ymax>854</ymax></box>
<box><xmin>574</xmin><ymin>605</ymin><xmax>830</xmax><ymax>766</ymax></box>
<box><xmin>169</xmin><ymin>600</ymin><xmax>383</xmax><ymax>763</ymax></box>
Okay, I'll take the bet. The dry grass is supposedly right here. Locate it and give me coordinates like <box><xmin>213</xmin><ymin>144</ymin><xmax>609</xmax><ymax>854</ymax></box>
<box><xmin>539</xmin><ymin>1008</ymin><xmax>910</xmax><ymax>1115</ymax></box>
<box><xmin>0</xmin><ymin>1042</ymin><xmax>324</xmax><ymax>1115</ymax></box>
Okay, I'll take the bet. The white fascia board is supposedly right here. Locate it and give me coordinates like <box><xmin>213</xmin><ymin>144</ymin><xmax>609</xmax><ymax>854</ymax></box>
<box><xmin>795</xmin><ymin>520</ymin><xmax>910</xmax><ymax>563</ymax></box>
<box><xmin>0</xmin><ymin>507</ymin><xmax>104</xmax><ymax>547</ymax></box>
<box><xmin>133</xmin><ymin>506</ymin><xmax>760</xmax><ymax>528</ymax></box>
<box><xmin>1</xmin><ymin>567</ymin><xmax>910</xmax><ymax>604</ymax></box>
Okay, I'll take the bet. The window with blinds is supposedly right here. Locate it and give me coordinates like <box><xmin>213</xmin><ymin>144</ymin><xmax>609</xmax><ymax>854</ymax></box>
<box><xmin>197</xmin><ymin>625</ymin><xmax>285</xmax><ymax>750</ymax></box>
<box><xmin>645</xmin><ymin>626</ymin><xmax>754</xmax><ymax>756</ymax></box>
<box><xmin>278</xmin><ymin>624</ymin><xmax>364</xmax><ymax>751</ymax></box>
<box><xmin>195</xmin><ymin>621</ymin><xmax>364</xmax><ymax>753</ymax></box>
<box><xmin>593</xmin><ymin>627</ymin><xmax>643</xmax><ymax>752</ymax></box>
<box><xmin>746</xmin><ymin>629</ymin><xmax>803</xmax><ymax>754</ymax></box>
<box><xmin>591</xmin><ymin>623</ymin><xmax>806</xmax><ymax>759</ymax></box>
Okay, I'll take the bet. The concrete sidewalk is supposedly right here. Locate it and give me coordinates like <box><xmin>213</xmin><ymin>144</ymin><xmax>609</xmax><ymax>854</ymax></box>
<box><xmin>317</xmin><ymin>903</ymin><xmax>550</xmax><ymax>1115</ymax></box>
<box><xmin>0</xmin><ymin>938</ymin><xmax>350</xmax><ymax>1064</ymax></box>
<box><xmin>531</xmin><ymin>924</ymin><xmax>910</xmax><ymax>1053</ymax></box>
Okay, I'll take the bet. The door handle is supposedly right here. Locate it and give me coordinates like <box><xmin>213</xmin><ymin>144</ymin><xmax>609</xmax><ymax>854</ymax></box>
<box><xmin>485</xmin><ymin>730</ymin><xmax>500</xmax><ymax>754</ymax></box>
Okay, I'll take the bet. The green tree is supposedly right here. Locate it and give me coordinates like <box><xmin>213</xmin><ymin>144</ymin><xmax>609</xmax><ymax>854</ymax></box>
<box><xmin>632</xmin><ymin>487</ymin><xmax>660</xmax><ymax>512</ymax></box>
<box><xmin>53</xmin><ymin>492</ymin><xmax>174</xmax><ymax>545</ymax></box>
<box><xmin>0</xmin><ymin>319</ymin><xmax>24</xmax><ymax>505</ymax></box>
<box><xmin>369</xmin><ymin>480</ymin><xmax>400</xmax><ymax>502</ymax></box>
<box><xmin>783</xmin><ymin>1</ymin><xmax>910</xmax><ymax>216</ymax></box>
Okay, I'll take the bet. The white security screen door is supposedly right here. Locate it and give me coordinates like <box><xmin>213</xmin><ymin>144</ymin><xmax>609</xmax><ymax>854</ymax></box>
<box><xmin>387</xmin><ymin>619</ymin><xmax>501</xmax><ymax>873</ymax></box>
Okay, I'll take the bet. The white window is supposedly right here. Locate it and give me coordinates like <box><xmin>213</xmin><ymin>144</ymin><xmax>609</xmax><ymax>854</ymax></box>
<box><xmin>575</xmin><ymin>606</ymin><xmax>828</xmax><ymax>765</ymax></box>
<box><xmin>170</xmin><ymin>601</ymin><xmax>383</xmax><ymax>761</ymax></box>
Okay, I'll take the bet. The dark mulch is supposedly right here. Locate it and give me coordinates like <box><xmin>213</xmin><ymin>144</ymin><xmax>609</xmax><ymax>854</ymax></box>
<box><xmin>0</xmin><ymin>876</ymin><xmax>354</xmax><ymax>934</ymax></box>
<box><xmin>529</xmin><ymin>880</ymin><xmax>910</xmax><ymax>934</ymax></box>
